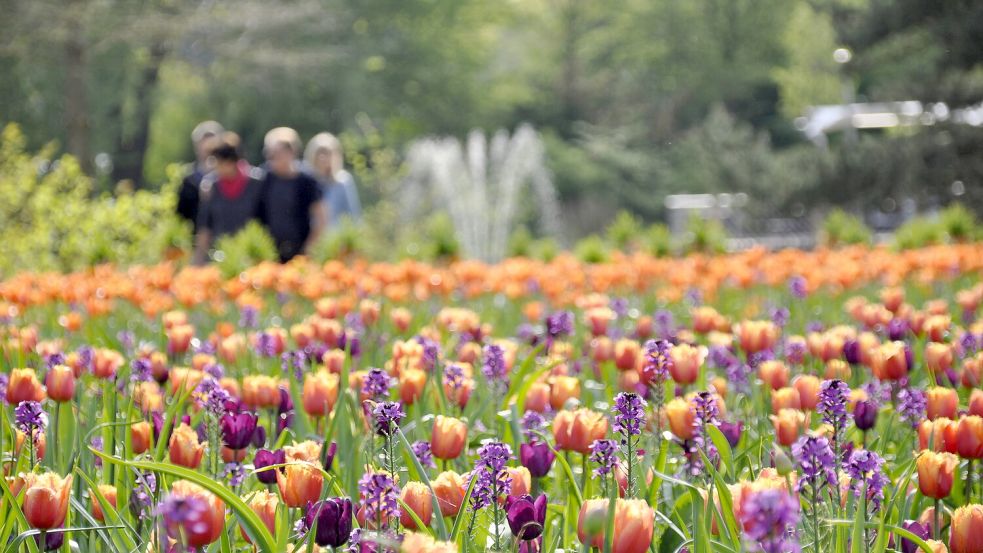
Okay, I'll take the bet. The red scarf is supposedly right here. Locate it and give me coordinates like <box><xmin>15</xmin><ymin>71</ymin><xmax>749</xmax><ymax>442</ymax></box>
<box><xmin>218</xmin><ymin>161</ymin><xmax>250</xmax><ymax>199</ymax></box>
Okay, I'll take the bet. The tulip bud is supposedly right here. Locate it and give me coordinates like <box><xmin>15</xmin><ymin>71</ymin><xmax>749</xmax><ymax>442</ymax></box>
<box><xmin>21</xmin><ymin>472</ymin><xmax>72</xmax><ymax>529</ymax></box>
<box><xmin>431</xmin><ymin>416</ymin><xmax>467</xmax><ymax>460</ymax></box>
<box><xmin>520</xmin><ymin>441</ymin><xmax>556</xmax><ymax>478</ymax></box>
<box><xmin>926</xmin><ymin>387</ymin><xmax>959</xmax><ymax>421</ymax></box>
<box><xmin>916</xmin><ymin>450</ymin><xmax>958</xmax><ymax>500</ymax></box>
<box><xmin>399</xmin><ymin>482</ymin><xmax>433</xmax><ymax>530</ymax></box>
<box><xmin>131</xmin><ymin>421</ymin><xmax>153</xmax><ymax>455</ymax></box>
<box><xmin>302</xmin><ymin>370</ymin><xmax>340</xmax><ymax>417</ymax></box>
<box><xmin>276</xmin><ymin>462</ymin><xmax>323</xmax><ymax>508</ymax></box>
<box><xmin>45</xmin><ymin>365</ymin><xmax>75</xmax><ymax>402</ymax></box>
<box><xmin>90</xmin><ymin>484</ymin><xmax>117</xmax><ymax>522</ymax></box>
<box><xmin>853</xmin><ymin>400</ymin><xmax>878</xmax><ymax>431</ymax></box>
<box><xmin>432</xmin><ymin>470</ymin><xmax>466</xmax><ymax>517</ymax></box>
<box><xmin>956</xmin><ymin>416</ymin><xmax>983</xmax><ymax>459</ymax></box>
<box><xmin>169</xmin><ymin>423</ymin><xmax>206</xmax><ymax>469</ymax></box>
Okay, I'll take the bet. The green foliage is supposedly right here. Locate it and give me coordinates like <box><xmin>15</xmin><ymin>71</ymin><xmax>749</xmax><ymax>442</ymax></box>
<box><xmin>605</xmin><ymin>210</ymin><xmax>643</xmax><ymax>251</ymax></box>
<box><xmin>894</xmin><ymin>216</ymin><xmax>943</xmax><ymax>250</ymax></box>
<box><xmin>939</xmin><ymin>202</ymin><xmax>978</xmax><ymax>241</ymax></box>
<box><xmin>0</xmin><ymin>124</ymin><xmax>187</xmax><ymax>275</ymax></box>
<box><xmin>683</xmin><ymin>215</ymin><xmax>728</xmax><ymax>255</ymax></box>
<box><xmin>424</xmin><ymin>212</ymin><xmax>461</xmax><ymax>261</ymax></box>
<box><xmin>821</xmin><ymin>209</ymin><xmax>871</xmax><ymax>248</ymax></box>
<box><xmin>644</xmin><ymin>223</ymin><xmax>673</xmax><ymax>257</ymax></box>
<box><xmin>212</xmin><ymin>221</ymin><xmax>277</xmax><ymax>278</ymax></box>
<box><xmin>507</xmin><ymin>225</ymin><xmax>534</xmax><ymax>258</ymax></box>
<box><xmin>574</xmin><ymin>234</ymin><xmax>608</xmax><ymax>264</ymax></box>
<box><xmin>894</xmin><ymin>203</ymin><xmax>979</xmax><ymax>250</ymax></box>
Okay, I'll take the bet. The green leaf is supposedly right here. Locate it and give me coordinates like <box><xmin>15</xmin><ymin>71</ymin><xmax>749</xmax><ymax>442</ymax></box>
<box><xmin>705</xmin><ymin>425</ymin><xmax>733</xmax><ymax>478</ymax></box>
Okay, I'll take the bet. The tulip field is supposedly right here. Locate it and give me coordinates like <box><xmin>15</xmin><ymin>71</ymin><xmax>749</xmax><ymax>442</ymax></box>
<box><xmin>2</xmin><ymin>244</ymin><xmax>983</xmax><ymax>553</ymax></box>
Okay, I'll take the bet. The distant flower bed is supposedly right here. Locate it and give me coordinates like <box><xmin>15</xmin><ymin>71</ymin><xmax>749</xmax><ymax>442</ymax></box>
<box><xmin>0</xmin><ymin>242</ymin><xmax>982</xmax><ymax>552</ymax></box>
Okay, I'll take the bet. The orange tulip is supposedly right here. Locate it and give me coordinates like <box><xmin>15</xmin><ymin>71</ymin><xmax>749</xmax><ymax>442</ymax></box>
<box><xmin>524</xmin><ymin>381</ymin><xmax>551</xmax><ymax>413</ymax></box>
<box><xmin>919</xmin><ymin>418</ymin><xmax>957</xmax><ymax>453</ymax></box>
<box><xmin>956</xmin><ymin>416</ymin><xmax>983</xmax><ymax>459</ymax></box>
<box><xmin>399</xmin><ymin>369</ymin><xmax>427</xmax><ymax>405</ymax></box>
<box><xmin>169</xmin><ymin>480</ymin><xmax>226</xmax><ymax>547</ymax></box>
<box><xmin>444</xmin><ymin>375</ymin><xmax>474</xmax><ymax>409</ymax></box>
<box><xmin>399</xmin><ymin>482</ymin><xmax>434</xmax><ymax>530</ymax></box>
<box><xmin>553</xmin><ymin>408</ymin><xmax>608</xmax><ymax>454</ymax></box>
<box><xmin>736</xmin><ymin>320</ymin><xmax>779</xmax><ymax>354</ymax></box>
<box><xmin>276</xmin><ymin>462</ymin><xmax>324</xmax><ymax>508</ymax></box>
<box><xmin>21</xmin><ymin>471</ymin><xmax>72</xmax><ymax>529</ymax></box>
<box><xmin>45</xmin><ymin>364</ymin><xmax>76</xmax><ymax>402</ymax></box>
<box><xmin>302</xmin><ymin>370</ymin><xmax>339</xmax><ymax>417</ymax></box>
<box><xmin>971</xmin><ymin>390</ymin><xmax>983</xmax><ymax>418</ymax></box>
<box><xmin>771</xmin><ymin>387</ymin><xmax>801</xmax><ymax>413</ymax></box>
<box><xmin>432</xmin><ymin>470</ymin><xmax>466</xmax><ymax>517</ymax></box>
<box><xmin>131</xmin><ymin>421</ymin><xmax>153</xmax><ymax>455</ymax></box>
<box><xmin>950</xmin><ymin>504</ymin><xmax>983</xmax><ymax>553</ymax></box>
<box><xmin>614</xmin><ymin>339</ymin><xmax>640</xmax><ymax>371</ymax></box>
<box><xmin>926</xmin><ymin>343</ymin><xmax>954</xmax><ymax>379</ymax></box>
<box><xmin>586</xmin><ymin>307</ymin><xmax>615</xmax><ymax>336</ymax></box>
<box><xmin>917</xmin><ymin>450</ymin><xmax>958</xmax><ymax>499</ymax></box>
<box><xmin>963</xmin><ymin>355</ymin><xmax>983</xmax><ymax>388</ymax></box>
<box><xmin>549</xmin><ymin>376</ymin><xmax>581</xmax><ymax>410</ymax></box>
<box><xmin>758</xmin><ymin>360</ymin><xmax>790</xmax><ymax>390</ymax></box>
<box><xmin>926</xmin><ymin>387</ymin><xmax>959</xmax><ymax>421</ymax></box>
<box><xmin>792</xmin><ymin>375</ymin><xmax>820</xmax><ymax>410</ymax></box>
<box><xmin>6</xmin><ymin>368</ymin><xmax>45</xmax><ymax>404</ymax></box>
<box><xmin>431</xmin><ymin>416</ymin><xmax>467</xmax><ymax>460</ymax></box>
<box><xmin>665</xmin><ymin>397</ymin><xmax>696</xmax><ymax>441</ymax></box>
<box><xmin>244</xmin><ymin>490</ymin><xmax>278</xmax><ymax>542</ymax></box>
<box><xmin>870</xmin><ymin>341</ymin><xmax>909</xmax><ymax>381</ymax></box>
<box><xmin>242</xmin><ymin>375</ymin><xmax>281</xmax><ymax>409</ymax></box>
<box><xmin>578</xmin><ymin>498</ymin><xmax>654</xmax><ymax>553</ymax></box>
<box><xmin>507</xmin><ymin>466</ymin><xmax>532</xmax><ymax>497</ymax></box>
<box><xmin>390</xmin><ymin>307</ymin><xmax>413</xmax><ymax>333</ymax></box>
<box><xmin>90</xmin><ymin>484</ymin><xmax>117</xmax><ymax>522</ymax></box>
<box><xmin>167</xmin><ymin>324</ymin><xmax>195</xmax><ymax>354</ymax></box>
<box><xmin>169</xmin><ymin>423</ymin><xmax>206</xmax><ymax>469</ymax></box>
<box><xmin>669</xmin><ymin>343</ymin><xmax>704</xmax><ymax>385</ymax></box>
<box><xmin>924</xmin><ymin>539</ymin><xmax>948</xmax><ymax>553</ymax></box>
<box><xmin>771</xmin><ymin>409</ymin><xmax>806</xmax><ymax>447</ymax></box>
<box><xmin>824</xmin><ymin>359</ymin><xmax>851</xmax><ymax>380</ymax></box>
<box><xmin>284</xmin><ymin>440</ymin><xmax>322</xmax><ymax>463</ymax></box>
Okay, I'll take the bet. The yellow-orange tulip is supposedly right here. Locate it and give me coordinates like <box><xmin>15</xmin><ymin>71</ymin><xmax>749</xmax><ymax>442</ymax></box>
<box><xmin>90</xmin><ymin>484</ymin><xmax>117</xmax><ymax>522</ymax></box>
<box><xmin>6</xmin><ymin>368</ymin><xmax>45</xmax><ymax>404</ymax></box>
<box><xmin>926</xmin><ymin>387</ymin><xmax>959</xmax><ymax>421</ymax></box>
<box><xmin>399</xmin><ymin>368</ymin><xmax>427</xmax><ymax>405</ymax></box>
<box><xmin>432</xmin><ymin>470</ymin><xmax>466</xmax><ymax>517</ymax></box>
<box><xmin>276</xmin><ymin>462</ymin><xmax>323</xmax><ymax>508</ymax></box>
<box><xmin>553</xmin><ymin>408</ymin><xmax>608</xmax><ymax>454</ymax></box>
<box><xmin>950</xmin><ymin>504</ymin><xmax>983</xmax><ymax>553</ymax></box>
<box><xmin>431</xmin><ymin>416</ymin><xmax>467</xmax><ymax>460</ymax></box>
<box><xmin>771</xmin><ymin>387</ymin><xmax>801</xmax><ymax>413</ymax></box>
<box><xmin>771</xmin><ymin>409</ymin><xmax>806</xmax><ymax>447</ymax></box>
<box><xmin>917</xmin><ymin>450</ymin><xmax>958</xmax><ymax>500</ymax></box>
<box><xmin>131</xmin><ymin>421</ymin><xmax>153</xmax><ymax>455</ymax></box>
<box><xmin>399</xmin><ymin>482</ymin><xmax>434</xmax><ymax>530</ymax></box>
<box><xmin>242</xmin><ymin>375</ymin><xmax>281</xmax><ymax>409</ymax></box>
<box><xmin>793</xmin><ymin>375</ymin><xmax>820</xmax><ymax>410</ymax></box>
<box><xmin>957</xmin><ymin>416</ymin><xmax>983</xmax><ymax>460</ymax></box>
<box><xmin>21</xmin><ymin>471</ymin><xmax>72</xmax><ymax>529</ymax></box>
<box><xmin>302</xmin><ymin>370</ymin><xmax>339</xmax><ymax>417</ymax></box>
<box><xmin>45</xmin><ymin>364</ymin><xmax>75</xmax><ymax>402</ymax></box>
<box><xmin>169</xmin><ymin>423</ymin><xmax>206</xmax><ymax>469</ymax></box>
<box><xmin>578</xmin><ymin>498</ymin><xmax>654</xmax><ymax>553</ymax></box>
<box><xmin>549</xmin><ymin>375</ymin><xmax>581</xmax><ymax>410</ymax></box>
<box><xmin>669</xmin><ymin>343</ymin><xmax>704</xmax><ymax>385</ymax></box>
<box><xmin>665</xmin><ymin>397</ymin><xmax>696</xmax><ymax>441</ymax></box>
<box><xmin>758</xmin><ymin>360</ymin><xmax>789</xmax><ymax>391</ymax></box>
<box><xmin>243</xmin><ymin>491</ymin><xmax>278</xmax><ymax>542</ymax></box>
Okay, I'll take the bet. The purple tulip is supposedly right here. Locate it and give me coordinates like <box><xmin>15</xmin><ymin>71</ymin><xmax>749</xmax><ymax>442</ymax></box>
<box><xmin>897</xmin><ymin>520</ymin><xmax>930</xmax><ymax>553</ymax></box>
<box><xmin>519</xmin><ymin>441</ymin><xmax>555</xmax><ymax>478</ymax></box>
<box><xmin>254</xmin><ymin>448</ymin><xmax>286</xmax><ymax>484</ymax></box>
<box><xmin>303</xmin><ymin>498</ymin><xmax>353</xmax><ymax>547</ymax></box>
<box><xmin>505</xmin><ymin>494</ymin><xmax>547</xmax><ymax>541</ymax></box>
<box><xmin>842</xmin><ymin>339</ymin><xmax>861</xmax><ymax>365</ymax></box>
<box><xmin>251</xmin><ymin>425</ymin><xmax>267</xmax><ymax>448</ymax></box>
<box><xmin>853</xmin><ymin>400</ymin><xmax>878</xmax><ymax>431</ymax></box>
<box><xmin>323</xmin><ymin>441</ymin><xmax>338</xmax><ymax>472</ymax></box>
<box><xmin>886</xmin><ymin>319</ymin><xmax>907</xmax><ymax>341</ymax></box>
<box><xmin>221</xmin><ymin>411</ymin><xmax>258</xmax><ymax>450</ymax></box>
<box><xmin>719</xmin><ymin>421</ymin><xmax>743</xmax><ymax>448</ymax></box>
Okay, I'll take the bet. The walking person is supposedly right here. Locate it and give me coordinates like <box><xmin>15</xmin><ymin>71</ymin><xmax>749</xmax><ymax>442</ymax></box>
<box><xmin>304</xmin><ymin>132</ymin><xmax>362</xmax><ymax>229</ymax></box>
<box><xmin>192</xmin><ymin>134</ymin><xmax>263</xmax><ymax>265</ymax></box>
<box><xmin>177</xmin><ymin>121</ymin><xmax>224</xmax><ymax>238</ymax></box>
<box><xmin>258</xmin><ymin>127</ymin><xmax>327</xmax><ymax>262</ymax></box>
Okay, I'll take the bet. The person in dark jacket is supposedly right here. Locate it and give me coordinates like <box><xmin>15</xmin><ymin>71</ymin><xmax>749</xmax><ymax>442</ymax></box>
<box><xmin>193</xmin><ymin>135</ymin><xmax>263</xmax><ymax>265</ymax></box>
<box><xmin>257</xmin><ymin>127</ymin><xmax>326</xmax><ymax>263</ymax></box>
<box><xmin>177</xmin><ymin>121</ymin><xmax>224</xmax><ymax>237</ymax></box>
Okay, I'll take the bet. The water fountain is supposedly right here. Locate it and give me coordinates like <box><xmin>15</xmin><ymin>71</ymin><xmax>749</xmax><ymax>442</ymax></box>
<box><xmin>402</xmin><ymin>124</ymin><xmax>562</xmax><ymax>261</ymax></box>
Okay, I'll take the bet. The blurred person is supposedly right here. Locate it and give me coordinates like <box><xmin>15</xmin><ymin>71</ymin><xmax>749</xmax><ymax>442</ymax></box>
<box><xmin>177</xmin><ymin>121</ymin><xmax>224</xmax><ymax>237</ymax></box>
<box><xmin>193</xmin><ymin>134</ymin><xmax>263</xmax><ymax>265</ymax></box>
<box><xmin>304</xmin><ymin>132</ymin><xmax>361</xmax><ymax>229</ymax></box>
<box><xmin>258</xmin><ymin>127</ymin><xmax>326</xmax><ymax>262</ymax></box>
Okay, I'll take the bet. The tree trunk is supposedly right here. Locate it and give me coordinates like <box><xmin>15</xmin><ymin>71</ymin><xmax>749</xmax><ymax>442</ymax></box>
<box><xmin>113</xmin><ymin>42</ymin><xmax>167</xmax><ymax>188</ymax></box>
<box><xmin>64</xmin><ymin>0</ymin><xmax>90</xmax><ymax>173</ymax></box>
